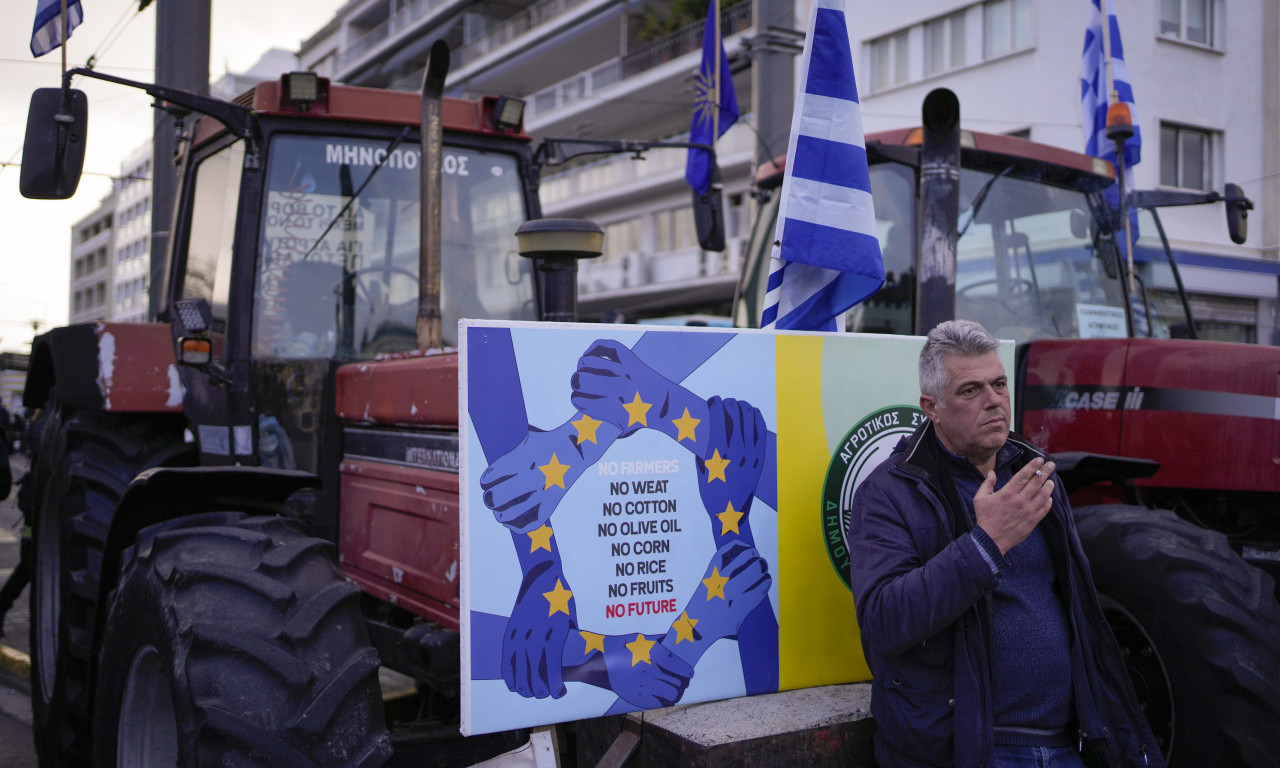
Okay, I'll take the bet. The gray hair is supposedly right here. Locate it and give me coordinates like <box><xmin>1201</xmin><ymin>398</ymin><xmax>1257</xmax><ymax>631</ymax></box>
<box><xmin>919</xmin><ymin>320</ymin><xmax>1000</xmax><ymax>400</ymax></box>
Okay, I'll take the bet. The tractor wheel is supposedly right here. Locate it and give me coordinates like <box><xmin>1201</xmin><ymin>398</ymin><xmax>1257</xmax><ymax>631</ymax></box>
<box><xmin>28</xmin><ymin>405</ymin><xmax>189</xmax><ymax>766</ymax></box>
<box><xmin>1074</xmin><ymin>504</ymin><xmax>1280</xmax><ymax>768</ymax></box>
<box><xmin>92</xmin><ymin>512</ymin><xmax>392</xmax><ymax>768</ymax></box>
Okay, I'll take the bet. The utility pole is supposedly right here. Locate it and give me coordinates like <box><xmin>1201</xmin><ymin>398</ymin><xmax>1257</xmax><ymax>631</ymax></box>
<box><xmin>149</xmin><ymin>0</ymin><xmax>211</xmax><ymax>320</ymax></box>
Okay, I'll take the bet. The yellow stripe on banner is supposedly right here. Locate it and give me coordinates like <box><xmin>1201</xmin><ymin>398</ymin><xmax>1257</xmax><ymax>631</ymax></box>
<box><xmin>776</xmin><ymin>335</ymin><xmax>869</xmax><ymax>690</ymax></box>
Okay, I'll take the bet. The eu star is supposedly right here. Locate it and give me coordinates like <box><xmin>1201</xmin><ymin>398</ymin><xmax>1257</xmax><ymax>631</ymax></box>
<box><xmin>528</xmin><ymin>524</ymin><xmax>554</xmax><ymax>553</ymax></box>
<box><xmin>702</xmin><ymin>567</ymin><xmax>728</xmax><ymax>601</ymax></box>
<box><xmin>717</xmin><ymin>501</ymin><xmax>744</xmax><ymax>536</ymax></box>
<box><xmin>704</xmin><ymin>449</ymin><xmax>730</xmax><ymax>483</ymax></box>
<box><xmin>539</xmin><ymin>453</ymin><xmax>570</xmax><ymax>490</ymax></box>
<box><xmin>622</xmin><ymin>392</ymin><xmax>652</xmax><ymax>428</ymax></box>
<box><xmin>571</xmin><ymin>412</ymin><xmax>603</xmax><ymax>445</ymax></box>
<box><xmin>580</xmin><ymin>630</ymin><xmax>605</xmax><ymax>656</ymax></box>
<box><xmin>543</xmin><ymin>579</ymin><xmax>573</xmax><ymax>616</ymax></box>
<box><xmin>626</xmin><ymin>633</ymin><xmax>656</xmax><ymax>666</ymax></box>
<box><xmin>672</xmin><ymin>407</ymin><xmax>700</xmax><ymax>443</ymax></box>
<box><xmin>672</xmin><ymin>611</ymin><xmax>699</xmax><ymax>644</ymax></box>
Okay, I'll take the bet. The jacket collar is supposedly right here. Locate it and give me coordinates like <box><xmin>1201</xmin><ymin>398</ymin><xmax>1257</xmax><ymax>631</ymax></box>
<box><xmin>895</xmin><ymin>419</ymin><xmax>1047</xmax><ymax>481</ymax></box>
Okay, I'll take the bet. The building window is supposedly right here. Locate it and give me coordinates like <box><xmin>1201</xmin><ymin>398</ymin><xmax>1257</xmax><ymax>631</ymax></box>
<box><xmin>1161</xmin><ymin>0</ymin><xmax>1214</xmax><ymax>46</ymax></box>
<box><xmin>925</xmin><ymin>12</ymin><xmax>966</xmax><ymax>76</ymax></box>
<box><xmin>983</xmin><ymin>0</ymin><xmax>1032</xmax><ymax>59</ymax></box>
<box><xmin>602</xmin><ymin>218</ymin><xmax>642</xmax><ymax>263</ymax></box>
<box><xmin>870</xmin><ymin>30</ymin><xmax>910</xmax><ymax>91</ymax></box>
<box><xmin>1160</xmin><ymin>123</ymin><xmax>1212</xmax><ymax>190</ymax></box>
<box><xmin>654</xmin><ymin>207</ymin><xmax>695</xmax><ymax>253</ymax></box>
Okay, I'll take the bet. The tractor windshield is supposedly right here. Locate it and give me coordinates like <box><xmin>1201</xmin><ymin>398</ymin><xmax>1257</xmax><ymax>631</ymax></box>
<box><xmin>252</xmin><ymin>133</ymin><xmax>533</xmax><ymax>358</ymax></box>
<box><xmin>736</xmin><ymin>157</ymin><xmax>1143</xmax><ymax>344</ymax></box>
<box><xmin>954</xmin><ymin>167</ymin><xmax>1129</xmax><ymax>343</ymax></box>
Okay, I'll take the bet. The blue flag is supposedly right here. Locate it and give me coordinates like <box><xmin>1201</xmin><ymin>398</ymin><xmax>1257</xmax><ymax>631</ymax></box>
<box><xmin>31</xmin><ymin>0</ymin><xmax>83</xmax><ymax>57</ymax></box>
<box><xmin>1080</xmin><ymin>0</ymin><xmax>1140</xmax><ymax>169</ymax></box>
<box><xmin>685</xmin><ymin>1</ymin><xmax>739</xmax><ymax>195</ymax></box>
<box><xmin>760</xmin><ymin>0</ymin><xmax>883</xmax><ymax>332</ymax></box>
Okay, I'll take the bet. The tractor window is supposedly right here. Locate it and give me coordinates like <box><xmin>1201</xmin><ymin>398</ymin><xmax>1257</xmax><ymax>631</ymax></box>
<box><xmin>734</xmin><ymin>160</ymin><xmax>917</xmax><ymax>333</ymax></box>
<box><xmin>954</xmin><ymin>170</ymin><xmax>1128</xmax><ymax>344</ymax></box>
<box><xmin>183</xmin><ymin>139</ymin><xmax>245</xmax><ymax>331</ymax></box>
<box><xmin>846</xmin><ymin>162</ymin><xmax>916</xmax><ymax>334</ymax></box>
<box><xmin>252</xmin><ymin>133</ymin><xmax>533</xmax><ymax>359</ymax></box>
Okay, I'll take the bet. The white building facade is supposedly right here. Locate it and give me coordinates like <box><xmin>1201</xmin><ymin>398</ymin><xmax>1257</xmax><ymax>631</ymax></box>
<box><xmin>296</xmin><ymin>0</ymin><xmax>1279</xmax><ymax>341</ymax></box>
<box><xmin>113</xmin><ymin>143</ymin><xmax>153</xmax><ymax>323</ymax></box>
<box><xmin>69</xmin><ymin>191</ymin><xmax>116</xmax><ymax>325</ymax></box>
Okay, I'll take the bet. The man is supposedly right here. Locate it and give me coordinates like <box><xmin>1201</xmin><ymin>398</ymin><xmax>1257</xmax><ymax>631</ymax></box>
<box><xmin>848</xmin><ymin>320</ymin><xmax>1162</xmax><ymax>768</ymax></box>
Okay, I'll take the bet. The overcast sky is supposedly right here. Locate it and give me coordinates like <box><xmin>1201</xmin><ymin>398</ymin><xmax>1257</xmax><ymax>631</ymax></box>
<box><xmin>0</xmin><ymin>0</ymin><xmax>345</xmax><ymax>353</ymax></box>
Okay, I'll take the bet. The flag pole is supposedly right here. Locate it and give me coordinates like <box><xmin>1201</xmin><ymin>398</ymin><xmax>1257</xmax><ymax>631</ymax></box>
<box><xmin>712</xmin><ymin>0</ymin><xmax>722</xmax><ymax>149</ymax></box>
<box><xmin>60</xmin><ymin>0</ymin><xmax>68</xmax><ymax>76</ymax></box>
<box><xmin>1101</xmin><ymin>0</ymin><xmax>1136</xmax><ymax>297</ymax></box>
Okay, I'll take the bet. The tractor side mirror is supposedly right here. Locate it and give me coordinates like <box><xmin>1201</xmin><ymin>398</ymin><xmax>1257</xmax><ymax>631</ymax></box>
<box><xmin>1224</xmin><ymin>182</ymin><xmax>1250</xmax><ymax>245</ymax></box>
<box><xmin>20</xmin><ymin>87</ymin><xmax>88</xmax><ymax>200</ymax></box>
<box><xmin>692</xmin><ymin>166</ymin><xmax>726</xmax><ymax>252</ymax></box>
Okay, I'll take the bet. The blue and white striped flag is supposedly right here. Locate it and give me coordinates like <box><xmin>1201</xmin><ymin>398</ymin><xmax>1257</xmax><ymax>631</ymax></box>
<box><xmin>31</xmin><ymin>0</ymin><xmax>84</xmax><ymax>58</ymax></box>
<box><xmin>1080</xmin><ymin>0</ymin><xmax>1140</xmax><ymax>169</ymax></box>
<box><xmin>761</xmin><ymin>0</ymin><xmax>883</xmax><ymax>332</ymax></box>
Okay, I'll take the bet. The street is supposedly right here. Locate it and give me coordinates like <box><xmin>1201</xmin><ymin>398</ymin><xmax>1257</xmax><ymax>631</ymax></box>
<box><xmin>0</xmin><ymin>451</ymin><xmax>36</xmax><ymax>766</ymax></box>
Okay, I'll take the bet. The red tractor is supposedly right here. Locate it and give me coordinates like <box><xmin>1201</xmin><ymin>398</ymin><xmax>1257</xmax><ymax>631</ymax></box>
<box><xmin>17</xmin><ymin>44</ymin><xmax>603</xmax><ymax>766</ymax></box>
<box><xmin>735</xmin><ymin>89</ymin><xmax>1280</xmax><ymax>767</ymax></box>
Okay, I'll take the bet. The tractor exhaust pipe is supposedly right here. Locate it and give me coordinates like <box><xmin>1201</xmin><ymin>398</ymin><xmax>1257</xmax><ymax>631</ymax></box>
<box><xmin>916</xmin><ymin>88</ymin><xmax>961</xmax><ymax>335</ymax></box>
<box><xmin>417</xmin><ymin>40</ymin><xmax>449</xmax><ymax>350</ymax></box>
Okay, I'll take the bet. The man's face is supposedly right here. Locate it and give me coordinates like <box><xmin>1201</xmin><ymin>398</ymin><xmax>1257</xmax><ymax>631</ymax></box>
<box><xmin>920</xmin><ymin>351</ymin><xmax>1010</xmax><ymax>469</ymax></box>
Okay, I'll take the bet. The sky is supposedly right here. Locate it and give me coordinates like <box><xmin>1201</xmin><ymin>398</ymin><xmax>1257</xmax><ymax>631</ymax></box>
<box><xmin>0</xmin><ymin>0</ymin><xmax>346</xmax><ymax>353</ymax></box>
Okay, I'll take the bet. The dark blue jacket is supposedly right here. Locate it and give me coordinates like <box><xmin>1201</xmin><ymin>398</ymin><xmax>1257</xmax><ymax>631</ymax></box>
<box><xmin>848</xmin><ymin>420</ymin><xmax>1162</xmax><ymax>768</ymax></box>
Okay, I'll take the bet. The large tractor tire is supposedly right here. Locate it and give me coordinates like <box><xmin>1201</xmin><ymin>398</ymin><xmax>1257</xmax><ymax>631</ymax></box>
<box><xmin>28</xmin><ymin>406</ymin><xmax>190</xmax><ymax>766</ymax></box>
<box><xmin>1074</xmin><ymin>504</ymin><xmax>1280</xmax><ymax>768</ymax></box>
<box><xmin>91</xmin><ymin>512</ymin><xmax>392</xmax><ymax>768</ymax></box>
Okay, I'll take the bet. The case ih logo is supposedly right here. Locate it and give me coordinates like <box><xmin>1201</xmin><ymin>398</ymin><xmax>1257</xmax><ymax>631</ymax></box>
<box><xmin>1050</xmin><ymin>386</ymin><xmax>1145</xmax><ymax>411</ymax></box>
<box><xmin>821</xmin><ymin>406</ymin><xmax>926</xmax><ymax>590</ymax></box>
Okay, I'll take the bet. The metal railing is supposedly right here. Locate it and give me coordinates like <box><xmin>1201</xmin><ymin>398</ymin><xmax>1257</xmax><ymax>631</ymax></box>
<box><xmin>526</xmin><ymin>0</ymin><xmax>751</xmax><ymax>123</ymax></box>
<box><xmin>622</xmin><ymin>1</ymin><xmax>751</xmax><ymax>78</ymax></box>
<box><xmin>452</xmin><ymin>0</ymin><xmax>594</xmax><ymax>69</ymax></box>
<box><xmin>339</xmin><ymin>0</ymin><xmax>449</xmax><ymax>70</ymax></box>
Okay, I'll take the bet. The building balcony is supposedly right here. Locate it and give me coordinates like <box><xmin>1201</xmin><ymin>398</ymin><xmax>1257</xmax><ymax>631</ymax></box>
<box><xmin>452</xmin><ymin>0</ymin><xmax>596</xmax><ymax>71</ymax></box>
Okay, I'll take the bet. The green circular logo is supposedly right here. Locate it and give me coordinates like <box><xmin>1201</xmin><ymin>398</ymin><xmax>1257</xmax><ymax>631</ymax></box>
<box><xmin>822</xmin><ymin>405</ymin><xmax>924</xmax><ymax>590</ymax></box>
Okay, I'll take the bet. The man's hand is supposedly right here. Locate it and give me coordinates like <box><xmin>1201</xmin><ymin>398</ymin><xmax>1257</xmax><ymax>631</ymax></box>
<box><xmin>973</xmin><ymin>458</ymin><xmax>1056</xmax><ymax>554</ymax></box>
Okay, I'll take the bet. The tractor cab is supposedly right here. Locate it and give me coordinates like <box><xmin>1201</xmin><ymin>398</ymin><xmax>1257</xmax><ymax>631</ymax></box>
<box><xmin>734</xmin><ymin>120</ymin><xmax>1248</xmax><ymax>345</ymax></box>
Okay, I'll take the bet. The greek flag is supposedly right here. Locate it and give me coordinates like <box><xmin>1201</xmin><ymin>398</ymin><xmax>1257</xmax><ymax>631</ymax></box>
<box><xmin>1080</xmin><ymin>0</ymin><xmax>1140</xmax><ymax>169</ymax></box>
<box><xmin>31</xmin><ymin>0</ymin><xmax>83</xmax><ymax>57</ymax></box>
<box><xmin>685</xmin><ymin>0</ymin><xmax>739</xmax><ymax>195</ymax></box>
<box><xmin>761</xmin><ymin>0</ymin><xmax>883</xmax><ymax>331</ymax></box>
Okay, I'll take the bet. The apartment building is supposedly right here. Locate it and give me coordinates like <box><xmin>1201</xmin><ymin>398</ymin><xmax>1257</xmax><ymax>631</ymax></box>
<box><xmin>299</xmin><ymin>0</ymin><xmax>764</xmax><ymax>321</ymax></box>
<box><xmin>855</xmin><ymin>0</ymin><xmax>1279</xmax><ymax>344</ymax></box>
<box><xmin>296</xmin><ymin>0</ymin><xmax>1278</xmax><ymax>339</ymax></box>
<box><xmin>69</xmin><ymin>190</ymin><xmax>116</xmax><ymax>325</ymax></box>
<box><xmin>113</xmin><ymin>143</ymin><xmax>153</xmax><ymax>323</ymax></box>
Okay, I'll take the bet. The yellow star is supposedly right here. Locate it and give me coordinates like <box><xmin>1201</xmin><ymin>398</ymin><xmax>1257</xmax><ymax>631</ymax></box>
<box><xmin>622</xmin><ymin>392</ymin><xmax>652</xmax><ymax>428</ymax></box>
<box><xmin>572</xmin><ymin>413</ymin><xmax>603</xmax><ymax>445</ymax></box>
<box><xmin>717</xmin><ymin>501</ymin><xmax>744</xmax><ymax>536</ymax></box>
<box><xmin>704</xmin><ymin>449</ymin><xmax>730</xmax><ymax>483</ymax></box>
<box><xmin>543</xmin><ymin>579</ymin><xmax>573</xmax><ymax>616</ymax></box>
<box><xmin>672</xmin><ymin>407</ymin><xmax>700</xmax><ymax>443</ymax></box>
<box><xmin>528</xmin><ymin>524</ymin><xmax>554</xmax><ymax>553</ymax></box>
<box><xmin>580</xmin><ymin>630</ymin><xmax>605</xmax><ymax>656</ymax></box>
<box><xmin>672</xmin><ymin>611</ymin><xmax>699</xmax><ymax>644</ymax></box>
<box><xmin>539</xmin><ymin>453</ymin><xmax>570</xmax><ymax>490</ymax></box>
<box><xmin>702</xmin><ymin>567</ymin><xmax>729</xmax><ymax>601</ymax></box>
<box><xmin>625</xmin><ymin>633</ymin><xmax>656</xmax><ymax>666</ymax></box>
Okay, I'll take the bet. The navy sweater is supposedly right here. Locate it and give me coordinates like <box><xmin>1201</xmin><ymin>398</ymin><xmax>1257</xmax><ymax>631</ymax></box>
<box><xmin>941</xmin><ymin>441</ymin><xmax>1075</xmax><ymax>746</ymax></box>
